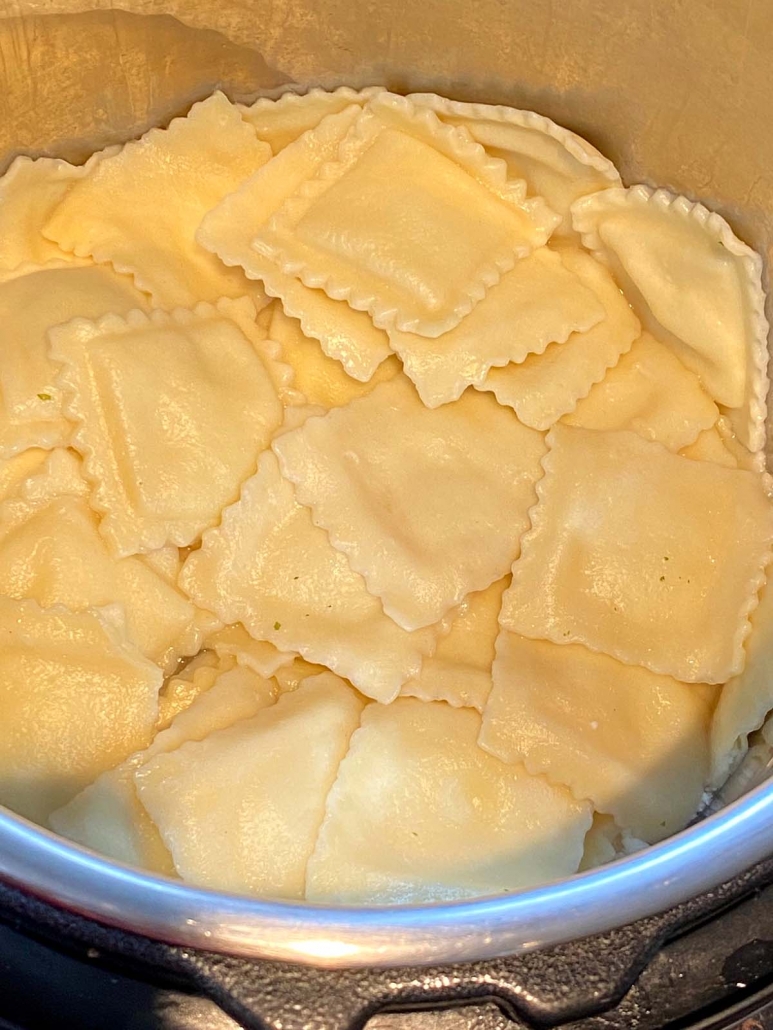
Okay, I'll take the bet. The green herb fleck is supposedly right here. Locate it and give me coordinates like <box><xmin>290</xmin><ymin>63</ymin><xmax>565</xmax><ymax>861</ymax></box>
<box><xmin>37</xmin><ymin>392</ymin><xmax>52</xmax><ymax>401</ymax></box>
<box><xmin>273</xmin><ymin>621</ymin><xmax>281</xmax><ymax>630</ymax></box>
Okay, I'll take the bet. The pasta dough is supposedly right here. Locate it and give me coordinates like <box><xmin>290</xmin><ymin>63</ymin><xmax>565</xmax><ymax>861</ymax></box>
<box><xmin>563</xmin><ymin>331</ymin><xmax>718</xmax><ymax>450</ymax></box>
<box><xmin>43</xmin><ymin>93</ymin><xmax>272</xmax><ymax>308</ymax></box>
<box><xmin>501</xmin><ymin>425</ymin><xmax>773</xmax><ymax>683</ymax></box>
<box><xmin>572</xmin><ymin>185</ymin><xmax>769</xmax><ymax>452</ymax></box>
<box><xmin>50</xmin><ymin>300</ymin><xmax>283</xmax><ymax>556</ymax></box>
<box><xmin>240</xmin><ymin>86</ymin><xmax>383</xmax><ymax>152</ymax></box>
<box><xmin>179</xmin><ymin>451</ymin><xmax>436</xmax><ymax>702</ymax></box>
<box><xmin>0</xmin><ymin>263</ymin><xmax>150</xmax><ymax>457</ymax></box>
<box><xmin>274</xmin><ymin>377</ymin><xmax>547</xmax><ymax>630</ymax></box>
<box><xmin>136</xmin><ymin>673</ymin><xmax>364</xmax><ymax>898</ymax></box>
<box><xmin>306</xmin><ymin>698</ymin><xmax>592</xmax><ymax>903</ymax></box>
<box><xmin>480</xmin><ymin>629</ymin><xmax>715</xmax><ymax>842</ymax></box>
<box><xmin>252</xmin><ymin>92</ymin><xmax>560</xmax><ymax>337</ymax></box>
<box><xmin>0</xmin><ymin>598</ymin><xmax>161</xmax><ymax>823</ymax></box>
<box><xmin>479</xmin><ymin>245</ymin><xmax>640</xmax><ymax>429</ymax></box>
<box><xmin>386</xmin><ymin>246</ymin><xmax>605</xmax><ymax>408</ymax></box>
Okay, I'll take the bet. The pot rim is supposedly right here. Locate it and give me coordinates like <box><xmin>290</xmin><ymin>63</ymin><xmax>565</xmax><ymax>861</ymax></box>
<box><xmin>0</xmin><ymin>777</ymin><xmax>772</xmax><ymax>968</ymax></box>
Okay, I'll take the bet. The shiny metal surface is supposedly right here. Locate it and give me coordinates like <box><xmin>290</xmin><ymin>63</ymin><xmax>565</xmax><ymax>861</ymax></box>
<box><xmin>0</xmin><ymin>779</ymin><xmax>772</xmax><ymax>968</ymax></box>
<box><xmin>0</xmin><ymin>0</ymin><xmax>772</xmax><ymax>968</ymax></box>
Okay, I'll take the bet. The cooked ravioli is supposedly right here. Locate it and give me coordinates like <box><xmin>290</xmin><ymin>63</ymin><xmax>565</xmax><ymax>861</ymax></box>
<box><xmin>253</xmin><ymin>92</ymin><xmax>559</xmax><ymax>337</ymax></box>
<box><xmin>204</xmin><ymin>623</ymin><xmax>296</xmax><ymax>679</ymax></box>
<box><xmin>240</xmin><ymin>86</ymin><xmax>383</xmax><ymax>152</ymax></box>
<box><xmin>49</xmin><ymin>300</ymin><xmax>283</xmax><ymax>556</ymax></box>
<box><xmin>136</xmin><ymin>673</ymin><xmax>364</xmax><ymax>898</ymax></box>
<box><xmin>501</xmin><ymin>425</ymin><xmax>773</xmax><ymax>683</ymax></box>
<box><xmin>564</xmin><ymin>330</ymin><xmax>718</xmax><ymax>450</ymax></box>
<box><xmin>274</xmin><ymin>377</ymin><xmax>547</xmax><ymax>630</ymax></box>
<box><xmin>51</xmin><ymin>661</ymin><xmax>277</xmax><ymax>873</ymax></box>
<box><xmin>306</xmin><ymin>698</ymin><xmax>592</xmax><ymax>903</ymax></box>
<box><xmin>480</xmin><ymin>630</ymin><xmax>715</xmax><ymax>842</ymax></box>
<box><xmin>480</xmin><ymin>246</ymin><xmax>640</xmax><ymax>428</ymax></box>
<box><xmin>43</xmin><ymin>93</ymin><xmax>272</xmax><ymax>308</ymax></box>
<box><xmin>0</xmin><ymin>263</ymin><xmax>149</xmax><ymax>457</ymax></box>
<box><xmin>0</xmin><ymin>598</ymin><xmax>161</xmax><ymax>823</ymax></box>
<box><xmin>401</xmin><ymin>578</ymin><xmax>508</xmax><ymax>711</ymax></box>
<box><xmin>572</xmin><ymin>185</ymin><xmax>769</xmax><ymax>452</ymax></box>
<box><xmin>387</xmin><ymin>246</ymin><xmax>604</xmax><ymax>407</ymax></box>
<box><xmin>409</xmin><ymin>93</ymin><xmax>621</xmax><ymax>235</ymax></box>
<box><xmin>179</xmin><ymin>451</ymin><xmax>436</xmax><ymax>702</ymax></box>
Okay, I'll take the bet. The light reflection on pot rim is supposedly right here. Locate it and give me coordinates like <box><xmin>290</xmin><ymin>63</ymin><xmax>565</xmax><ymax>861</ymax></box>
<box><xmin>0</xmin><ymin>775</ymin><xmax>772</xmax><ymax>968</ymax></box>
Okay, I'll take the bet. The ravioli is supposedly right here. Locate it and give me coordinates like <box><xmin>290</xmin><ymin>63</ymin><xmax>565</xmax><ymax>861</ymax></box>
<box><xmin>179</xmin><ymin>451</ymin><xmax>436</xmax><ymax>702</ymax></box>
<box><xmin>0</xmin><ymin>451</ymin><xmax>203</xmax><ymax>671</ymax></box>
<box><xmin>0</xmin><ymin>151</ymin><xmax>114</xmax><ymax>273</ymax></box>
<box><xmin>267</xmin><ymin>302</ymin><xmax>401</xmax><ymax>409</ymax></box>
<box><xmin>51</xmin><ymin>660</ymin><xmax>277</xmax><ymax>873</ymax></box>
<box><xmin>408</xmin><ymin>93</ymin><xmax>621</xmax><ymax>236</ymax></box>
<box><xmin>50</xmin><ymin>300</ymin><xmax>283</xmax><ymax>556</ymax></box>
<box><xmin>306</xmin><ymin>698</ymin><xmax>592</xmax><ymax>904</ymax></box>
<box><xmin>480</xmin><ymin>246</ymin><xmax>640</xmax><ymax>429</ymax></box>
<box><xmin>252</xmin><ymin>91</ymin><xmax>559</xmax><ymax>337</ymax></box>
<box><xmin>480</xmin><ymin>630</ymin><xmax>715</xmax><ymax>842</ymax></box>
<box><xmin>564</xmin><ymin>331</ymin><xmax>718</xmax><ymax>451</ymax></box>
<box><xmin>274</xmin><ymin>377</ymin><xmax>547</xmax><ymax>630</ymax></box>
<box><xmin>401</xmin><ymin>578</ymin><xmax>508</xmax><ymax>711</ymax></box>
<box><xmin>710</xmin><ymin>578</ymin><xmax>773</xmax><ymax>789</ymax></box>
<box><xmin>240</xmin><ymin>86</ymin><xmax>384</xmax><ymax>152</ymax></box>
<box><xmin>0</xmin><ymin>598</ymin><xmax>161</xmax><ymax>823</ymax></box>
<box><xmin>0</xmin><ymin>448</ymin><xmax>48</xmax><ymax>503</ymax></box>
<box><xmin>571</xmin><ymin>185</ymin><xmax>769</xmax><ymax>452</ymax></box>
<box><xmin>0</xmin><ymin>263</ymin><xmax>150</xmax><ymax>457</ymax></box>
<box><xmin>387</xmin><ymin>246</ymin><xmax>604</xmax><ymax>407</ymax></box>
<box><xmin>43</xmin><ymin>93</ymin><xmax>272</xmax><ymax>308</ymax></box>
<box><xmin>501</xmin><ymin>425</ymin><xmax>773</xmax><ymax>683</ymax></box>
<box><xmin>679</xmin><ymin>426</ymin><xmax>738</xmax><ymax>469</ymax></box>
<box><xmin>204</xmin><ymin>623</ymin><xmax>296</xmax><ymax>679</ymax></box>
<box><xmin>136</xmin><ymin>673</ymin><xmax>364</xmax><ymax>898</ymax></box>
<box><xmin>198</xmin><ymin>103</ymin><xmax>397</xmax><ymax>380</ymax></box>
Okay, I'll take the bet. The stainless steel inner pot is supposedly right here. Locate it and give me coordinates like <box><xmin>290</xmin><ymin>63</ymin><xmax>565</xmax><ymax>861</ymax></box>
<box><xmin>1</xmin><ymin>0</ymin><xmax>772</xmax><ymax>970</ymax></box>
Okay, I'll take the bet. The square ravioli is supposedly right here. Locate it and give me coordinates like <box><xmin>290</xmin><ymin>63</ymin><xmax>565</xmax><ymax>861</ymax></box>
<box><xmin>273</xmin><ymin>377</ymin><xmax>547</xmax><ymax>630</ymax></box>
<box><xmin>253</xmin><ymin>92</ymin><xmax>559</xmax><ymax>337</ymax></box>
<box><xmin>136</xmin><ymin>673</ymin><xmax>364</xmax><ymax>898</ymax></box>
<box><xmin>305</xmin><ymin>698</ymin><xmax>592</xmax><ymax>904</ymax></box>
<box><xmin>49</xmin><ymin>300</ymin><xmax>283</xmax><ymax>556</ymax></box>
<box><xmin>0</xmin><ymin>450</ymin><xmax>204</xmax><ymax>671</ymax></box>
<box><xmin>179</xmin><ymin>451</ymin><xmax>437</xmax><ymax>703</ymax></box>
<box><xmin>387</xmin><ymin>246</ymin><xmax>604</xmax><ymax>407</ymax></box>
<box><xmin>563</xmin><ymin>330</ymin><xmax>718</xmax><ymax>451</ymax></box>
<box><xmin>479</xmin><ymin>245</ymin><xmax>640</xmax><ymax>429</ymax></box>
<box><xmin>480</xmin><ymin>630</ymin><xmax>715</xmax><ymax>842</ymax></box>
<box><xmin>0</xmin><ymin>598</ymin><xmax>161</xmax><ymax>823</ymax></box>
<box><xmin>572</xmin><ymin>185</ymin><xmax>769</xmax><ymax>452</ymax></box>
<box><xmin>501</xmin><ymin>424</ymin><xmax>773</xmax><ymax>683</ymax></box>
<box><xmin>401</xmin><ymin>577</ymin><xmax>508</xmax><ymax>712</ymax></box>
<box><xmin>0</xmin><ymin>263</ymin><xmax>150</xmax><ymax>457</ymax></box>
<box><xmin>240</xmin><ymin>86</ymin><xmax>383</xmax><ymax>152</ymax></box>
<box><xmin>43</xmin><ymin>93</ymin><xmax>272</xmax><ymax>309</ymax></box>
<box><xmin>198</xmin><ymin>104</ymin><xmax>393</xmax><ymax>381</ymax></box>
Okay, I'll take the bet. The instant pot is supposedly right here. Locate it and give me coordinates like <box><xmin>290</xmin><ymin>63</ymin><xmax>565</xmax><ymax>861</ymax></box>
<box><xmin>1</xmin><ymin>1</ymin><xmax>773</xmax><ymax>1027</ymax></box>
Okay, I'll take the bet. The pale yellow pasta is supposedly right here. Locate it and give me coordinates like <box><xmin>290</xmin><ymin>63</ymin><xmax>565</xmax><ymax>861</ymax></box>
<box><xmin>136</xmin><ymin>673</ymin><xmax>364</xmax><ymax>898</ymax></box>
<box><xmin>387</xmin><ymin>246</ymin><xmax>604</xmax><ymax>408</ymax></box>
<box><xmin>204</xmin><ymin>623</ymin><xmax>296</xmax><ymax>679</ymax></box>
<box><xmin>179</xmin><ymin>451</ymin><xmax>437</xmax><ymax>702</ymax></box>
<box><xmin>0</xmin><ymin>263</ymin><xmax>149</xmax><ymax>457</ymax></box>
<box><xmin>274</xmin><ymin>377</ymin><xmax>547</xmax><ymax>630</ymax></box>
<box><xmin>564</xmin><ymin>331</ymin><xmax>718</xmax><ymax>451</ymax></box>
<box><xmin>480</xmin><ymin>629</ymin><xmax>715</xmax><ymax>842</ymax></box>
<box><xmin>0</xmin><ymin>598</ymin><xmax>161</xmax><ymax>823</ymax></box>
<box><xmin>0</xmin><ymin>448</ymin><xmax>48</xmax><ymax>504</ymax></box>
<box><xmin>50</xmin><ymin>301</ymin><xmax>283</xmax><ymax>556</ymax></box>
<box><xmin>480</xmin><ymin>245</ymin><xmax>640</xmax><ymax>429</ymax></box>
<box><xmin>306</xmin><ymin>698</ymin><xmax>592</xmax><ymax>904</ymax></box>
<box><xmin>240</xmin><ymin>86</ymin><xmax>383</xmax><ymax>152</ymax></box>
<box><xmin>253</xmin><ymin>92</ymin><xmax>559</xmax><ymax>337</ymax></box>
<box><xmin>680</xmin><ymin>426</ymin><xmax>738</xmax><ymax>469</ymax></box>
<box><xmin>501</xmin><ymin>424</ymin><xmax>773</xmax><ymax>683</ymax></box>
<box><xmin>401</xmin><ymin>578</ymin><xmax>508</xmax><ymax>712</ymax></box>
<box><xmin>43</xmin><ymin>93</ymin><xmax>272</xmax><ymax>309</ymax></box>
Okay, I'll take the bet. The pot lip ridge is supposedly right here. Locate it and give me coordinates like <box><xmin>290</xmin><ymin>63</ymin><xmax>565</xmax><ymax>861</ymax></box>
<box><xmin>0</xmin><ymin>777</ymin><xmax>772</xmax><ymax>969</ymax></box>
